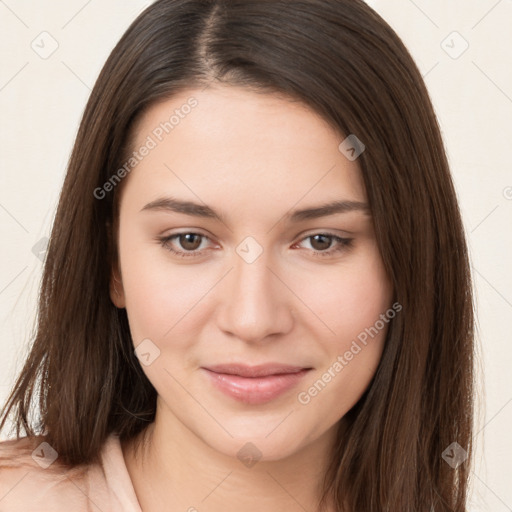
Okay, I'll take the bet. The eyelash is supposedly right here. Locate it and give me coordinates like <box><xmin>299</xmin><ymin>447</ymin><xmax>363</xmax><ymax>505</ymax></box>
<box><xmin>157</xmin><ymin>232</ymin><xmax>353</xmax><ymax>259</ymax></box>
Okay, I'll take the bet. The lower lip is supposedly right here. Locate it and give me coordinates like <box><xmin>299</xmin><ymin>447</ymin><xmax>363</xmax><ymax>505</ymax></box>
<box><xmin>202</xmin><ymin>368</ymin><xmax>311</xmax><ymax>405</ymax></box>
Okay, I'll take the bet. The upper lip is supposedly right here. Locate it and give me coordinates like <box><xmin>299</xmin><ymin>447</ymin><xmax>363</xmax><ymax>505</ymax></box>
<box><xmin>204</xmin><ymin>363</ymin><xmax>311</xmax><ymax>378</ymax></box>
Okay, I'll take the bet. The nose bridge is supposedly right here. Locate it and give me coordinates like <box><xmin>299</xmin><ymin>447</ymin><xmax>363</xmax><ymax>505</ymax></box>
<box><xmin>216</xmin><ymin>241</ymin><xmax>293</xmax><ymax>342</ymax></box>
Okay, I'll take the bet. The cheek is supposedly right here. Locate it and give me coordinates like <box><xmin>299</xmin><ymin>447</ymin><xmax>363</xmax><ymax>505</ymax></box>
<box><xmin>294</xmin><ymin>244</ymin><xmax>392</xmax><ymax>401</ymax></box>
<box><xmin>296</xmin><ymin>245</ymin><xmax>392</xmax><ymax>344</ymax></box>
<box><xmin>296</xmin><ymin>259</ymin><xmax>392</xmax><ymax>421</ymax></box>
<box><xmin>118</xmin><ymin>230</ymin><xmax>225</xmax><ymax>353</ymax></box>
<box><xmin>336</xmin><ymin>266</ymin><xmax>391</xmax><ymax>346</ymax></box>
<box><xmin>117</xmin><ymin>228</ymin><xmax>187</xmax><ymax>339</ymax></box>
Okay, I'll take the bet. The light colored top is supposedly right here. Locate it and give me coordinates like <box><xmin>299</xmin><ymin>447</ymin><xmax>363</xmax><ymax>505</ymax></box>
<box><xmin>0</xmin><ymin>433</ymin><xmax>142</xmax><ymax>511</ymax></box>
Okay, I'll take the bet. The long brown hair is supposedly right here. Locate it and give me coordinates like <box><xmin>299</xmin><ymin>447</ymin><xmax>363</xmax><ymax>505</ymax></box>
<box><xmin>0</xmin><ymin>1</ymin><xmax>474</xmax><ymax>510</ymax></box>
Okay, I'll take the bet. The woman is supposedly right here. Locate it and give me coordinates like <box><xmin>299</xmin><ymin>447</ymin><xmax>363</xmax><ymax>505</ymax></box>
<box><xmin>0</xmin><ymin>1</ymin><xmax>474</xmax><ymax>511</ymax></box>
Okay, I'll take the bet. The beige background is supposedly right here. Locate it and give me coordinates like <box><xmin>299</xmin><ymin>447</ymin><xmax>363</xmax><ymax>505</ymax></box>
<box><xmin>1</xmin><ymin>1</ymin><xmax>511</xmax><ymax>510</ymax></box>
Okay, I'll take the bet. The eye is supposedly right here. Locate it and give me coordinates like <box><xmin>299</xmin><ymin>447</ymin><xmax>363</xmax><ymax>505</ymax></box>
<box><xmin>157</xmin><ymin>231</ymin><xmax>353</xmax><ymax>259</ymax></box>
<box><xmin>158</xmin><ymin>232</ymin><xmax>212</xmax><ymax>258</ymax></box>
<box><xmin>294</xmin><ymin>233</ymin><xmax>353</xmax><ymax>257</ymax></box>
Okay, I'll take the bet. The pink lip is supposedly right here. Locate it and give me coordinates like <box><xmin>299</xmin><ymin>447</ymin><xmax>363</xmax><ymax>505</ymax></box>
<box><xmin>202</xmin><ymin>364</ymin><xmax>312</xmax><ymax>405</ymax></box>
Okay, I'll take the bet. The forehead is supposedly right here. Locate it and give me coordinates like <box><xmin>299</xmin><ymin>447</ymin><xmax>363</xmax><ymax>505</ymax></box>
<box><xmin>134</xmin><ymin>85</ymin><xmax>339</xmax><ymax>145</ymax></box>
<box><xmin>122</xmin><ymin>86</ymin><xmax>367</xmax><ymax>219</ymax></box>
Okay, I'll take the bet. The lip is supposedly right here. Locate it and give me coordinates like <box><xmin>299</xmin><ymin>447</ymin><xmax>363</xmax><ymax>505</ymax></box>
<box><xmin>201</xmin><ymin>364</ymin><xmax>312</xmax><ymax>405</ymax></box>
<box><xmin>204</xmin><ymin>363</ymin><xmax>309</xmax><ymax>378</ymax></box>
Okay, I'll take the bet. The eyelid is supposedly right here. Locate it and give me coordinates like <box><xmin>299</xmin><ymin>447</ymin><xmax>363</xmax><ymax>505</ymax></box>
<box><xmin>298</xmin><ymin>227</ymin><xmax>355</xmax><ymax>238</ymax></box>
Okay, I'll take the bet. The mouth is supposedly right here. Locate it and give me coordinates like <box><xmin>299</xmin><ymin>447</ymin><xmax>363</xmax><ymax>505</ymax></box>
<box><xmin>201</xmin><ymin>363</ymin><xmax>312</xmax><ymax>405</ymax></box>
<box><xmin>203</xmin><ymin>363</ymin><xmax>311</xmax><ymax>378</ymax></box>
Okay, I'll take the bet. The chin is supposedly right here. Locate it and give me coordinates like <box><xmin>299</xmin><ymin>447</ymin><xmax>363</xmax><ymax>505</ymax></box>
<box><xmin>198</xmin><ymin>422</ymin><xmax>315</xmax><ymax>463</ymax></box>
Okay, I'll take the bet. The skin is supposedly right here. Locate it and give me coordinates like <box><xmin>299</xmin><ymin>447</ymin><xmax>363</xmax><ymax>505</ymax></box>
<box><xmin>111</xmin><ymin>85</ymin><xmax>393</xmax><ymax>512</ymax></box>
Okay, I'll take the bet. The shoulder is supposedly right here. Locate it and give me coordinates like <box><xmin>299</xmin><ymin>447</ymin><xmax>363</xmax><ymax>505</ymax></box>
<box><xmin>0</xmin><ymin>435</ymin><xmax>109</xmax><ymax>512</ymax></box>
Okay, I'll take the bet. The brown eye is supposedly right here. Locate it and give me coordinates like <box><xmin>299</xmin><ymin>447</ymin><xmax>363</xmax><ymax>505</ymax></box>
<box><xmin>296</xmin><ymin>233</ymin><xmax>353</xmax><ymax>258</ymax></box>
<box><xmin>309</xmin><ymin>234</ymin><xmax>334</xmax><ymax>251</ymax></box>
<box><xmin>158</xmin><ymin>232</ymin><xmax>211</xmax><ymax>258</ymax></box>
<box><xmin>177</xmin><ymin>233</ymin><xmax>203</xmax><ymax>251</ymax></box>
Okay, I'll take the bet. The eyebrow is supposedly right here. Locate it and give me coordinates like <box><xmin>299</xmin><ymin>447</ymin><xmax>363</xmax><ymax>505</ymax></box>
<box><xmin>140</xmin><ymin>196</ymin><xmax>371</xmax><ymax>223</ymax></box>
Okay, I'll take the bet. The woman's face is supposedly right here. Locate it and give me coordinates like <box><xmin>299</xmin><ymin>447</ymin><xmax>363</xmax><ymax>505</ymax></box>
<box><xmin>111</xmin><ymin>85</ymin><xmax>393</xmax><ymax>460</ymax></box>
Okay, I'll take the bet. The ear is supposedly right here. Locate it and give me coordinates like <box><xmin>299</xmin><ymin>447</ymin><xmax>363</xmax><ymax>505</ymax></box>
<box><xmin>110</xmin><ymin>264</ymin><xmax>126</xmax><ymax>309</ymax></box>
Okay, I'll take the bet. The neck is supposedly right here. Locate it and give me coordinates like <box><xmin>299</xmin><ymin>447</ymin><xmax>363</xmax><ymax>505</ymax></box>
<box><xmin>122</xmin><ymin>406</ymin><xmax>339</xmax><ymax>512</ymax></box>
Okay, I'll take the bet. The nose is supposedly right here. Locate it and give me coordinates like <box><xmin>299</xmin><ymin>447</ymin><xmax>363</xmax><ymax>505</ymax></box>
<box><xmin>215</xmin><ymin>248</ymin><xmax>294</xmax><ymax>344</ymax></box>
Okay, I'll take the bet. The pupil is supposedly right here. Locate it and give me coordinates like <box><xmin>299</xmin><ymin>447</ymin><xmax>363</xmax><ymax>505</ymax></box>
<box><xmin>312</xmin><ymin>234</ymin><xmax>331</xmax><ymax>251</ymax></box>
<box><xmin>181</xmin><ymin>234</ymin><xmax>201</xmax><ymax>250</ymax></box>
